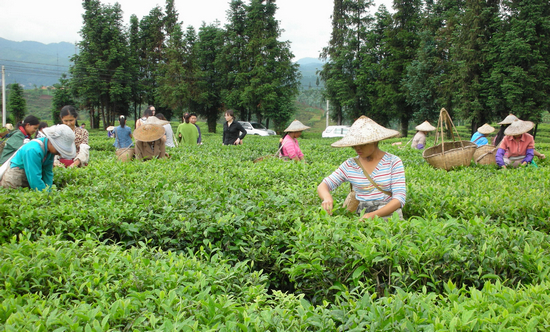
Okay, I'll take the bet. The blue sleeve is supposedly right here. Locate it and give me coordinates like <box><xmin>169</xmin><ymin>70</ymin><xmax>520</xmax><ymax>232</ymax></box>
<box><xmin>41</xmin><ymin>154</ymin><xmax>54</xmax><ymax>189</ymax></box>
<box><xmin>524</xmin><ymin>149</ymin><xmax>534</xmax><ymax>163</ymax></box>
<box><xmin>496</xmin><ymin>148</ymin><xmax>506</xmax><ymax>167</ymax></box>
<box><xmin>22</xmin><ymin>147</ymin><xmax>48</xmax><ymax>191</ymax></box>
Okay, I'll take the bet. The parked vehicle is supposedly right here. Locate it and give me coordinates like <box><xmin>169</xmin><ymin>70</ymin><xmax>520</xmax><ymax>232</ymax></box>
<box><xmin>238</xmin><ymin>121</ymin><xmax>276</xmax><ymax>136</ymax></box>
<box><xmin>322</xmin><ymin>125</ymin><xmax>350</xmax><ymax>138</ymax></box>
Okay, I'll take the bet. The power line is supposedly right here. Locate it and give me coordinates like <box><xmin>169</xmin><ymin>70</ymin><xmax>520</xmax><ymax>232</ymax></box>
<box><xmin>0</xmin><ymin>58</ymin><xmax>71</xmax><ymax>68</ymax></box>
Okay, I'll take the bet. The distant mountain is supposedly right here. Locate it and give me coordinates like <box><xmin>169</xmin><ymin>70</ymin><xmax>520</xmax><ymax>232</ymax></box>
<box><xmin>0</xmin><ymin>36</ymin><xmax>325</xmax><ymax>91</ymax></box>
<box><xmin>295</xmin><ymin>57</ymin><xmax>325</xmax><ymax>90</ymax></box>
<box><xmin>0</xmin><ymin>37</ymin><xmax>74</xmax><ymax>88</ymax></box>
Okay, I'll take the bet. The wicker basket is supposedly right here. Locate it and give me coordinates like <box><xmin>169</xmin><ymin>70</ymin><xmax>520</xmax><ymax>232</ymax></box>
<box><xmin>422</xmin><ymin>108</ymin><xmax>477</xmax><ymax>171</ymax></box>
<box><xmin>473</xmin><ymin>145</ymin><xmax>497</xmax><ymax>165</ymax></box>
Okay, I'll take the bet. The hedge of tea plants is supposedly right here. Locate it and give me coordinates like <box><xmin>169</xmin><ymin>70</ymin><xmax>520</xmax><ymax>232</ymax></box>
<box><xmin>0</xmin><ymin>126</ymin><xmax>549</xmax><ymax>330</ymax></box>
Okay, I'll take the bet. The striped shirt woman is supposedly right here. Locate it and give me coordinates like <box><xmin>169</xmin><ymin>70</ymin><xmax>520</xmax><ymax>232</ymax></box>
<box><xmin>323</xmin><ymin>153</ymin><xmax>406</xmax><ymax>208</ymax></box>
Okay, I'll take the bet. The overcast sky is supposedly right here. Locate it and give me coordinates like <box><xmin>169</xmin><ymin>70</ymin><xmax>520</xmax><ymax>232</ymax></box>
<box><xmin>0</xmin><ymin>0</ymin><xmax>394</xmax><ymax>61</ymax></box>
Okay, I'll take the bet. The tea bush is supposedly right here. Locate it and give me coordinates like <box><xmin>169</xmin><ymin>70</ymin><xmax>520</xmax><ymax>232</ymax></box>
<box><xmin>0</xmin><ymin>128</ymin><xmax>549</xmax><ymax>330</ymax></box>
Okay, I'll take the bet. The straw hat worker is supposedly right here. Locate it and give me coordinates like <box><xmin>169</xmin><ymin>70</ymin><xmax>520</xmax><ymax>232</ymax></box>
<box><xmin>280</xmin><ymin>120</ymin><xmax>310</xmax><ymax>161</ymax></box>
<box><xmin>317</xmin><ymin>116</ymin><xmax>406</xmax><ymax>220</ymax></box>
<box><xmin>134</xmin><ymin>116</ymin><xmax>169</xmax><ymax>160</ymax></box>
<box><xmin>411</xmin><ymin>121</ymin><xmax>435</xmax><ymax>150</ymax></box>
<box><xmin>495</xmin><ymin>119</ymin><xmax>537</xmax><ymax>168</ymax></box>
<box><xmin>470</xmin><ymin>123</ymin><xmax>495</xmax><ymax>147</ymax></box>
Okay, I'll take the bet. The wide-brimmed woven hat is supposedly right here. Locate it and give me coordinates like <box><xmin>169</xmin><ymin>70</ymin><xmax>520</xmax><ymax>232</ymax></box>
<box><xmin>134</xmin><ymin>124</ymin><xmax>165</xmax><ymax>142</ymax></box>
<box><xmin>145</xmin><ymin>116</ymin><xmax>169</xmax><ymax>126</ymax></box>
<box><xmin>477</xmin><ymin>123</ymin><xmax>495</xmax><ymax>135</ymax></box>
<box><xmin>284</xmin><ymin>120</ymin><xmax>310</xmax><ymax>132</ymax></box>
<box><xmin>106</xmin><ymin>126</ymin><xmax>115</xmax><ymax>131</ymax></box>
<box><xmin>415</xmin><ymin>121</ymin><xmax>436</xmax><ymax>132</ymax></box>
<box><xmin>43</xmin><ymin>124</ymin><xmax>76</xmax><ymax>159</ymax></box>
<box><xmin>4</xmin><ymin>123</ymin><xmax>14</xmax><ymax>130</ymax></box>
<box><xmin>331</xmin><ymin>116</ymin><xmax>400</xmax><ymax>147</ymax></box>
<box><xmin>498</xmin><ymin>114</ymin><xmax>518</xmax><ymax>125</ymax></box>
<box><xmin>504</xmin><ymin>119</ymin><xmax>534</xmax><ymax>136</ymax></box>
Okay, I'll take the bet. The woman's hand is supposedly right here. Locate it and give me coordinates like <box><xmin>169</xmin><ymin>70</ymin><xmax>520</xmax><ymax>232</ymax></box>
<box><xmin>68</xmin><ymin>159</ymin><xmax>81</xmax><ymax>168</ymax></box>
<box><xmin>360</xmin><ymin>212</ymin><xmax>376</xmax><ymax>220</ymax></box>
<box><xmin>234</xmin><ymin>138</ymin><xmax>241</xmax><ymax>145</ymax></box>
<box><xmin>321</xmin><ymin>199</ymin><xmax>333</xmax><ymax>215</ymax></box>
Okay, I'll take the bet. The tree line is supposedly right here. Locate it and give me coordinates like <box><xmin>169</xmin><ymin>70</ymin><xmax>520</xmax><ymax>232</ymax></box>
<box><xmin>320</xmin><ymin>0</ymin><xmax>550</xmax><ymax>137</ymax></box>
<box><xmin>55</xmin><ymin>0</ymin><xmax>299</xmax><ymax>133</ymax></box>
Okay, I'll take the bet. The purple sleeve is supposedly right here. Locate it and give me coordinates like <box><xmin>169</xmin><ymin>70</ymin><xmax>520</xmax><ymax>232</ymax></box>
<box><xmin>496</xmin><ymin>148</ymin><xmax>506</xmax><ymax>166</ymax></box>
<box><xmin>524</xmin><ymin>149</ymin><xmax>534</xmax><ymax>163</ymax></box>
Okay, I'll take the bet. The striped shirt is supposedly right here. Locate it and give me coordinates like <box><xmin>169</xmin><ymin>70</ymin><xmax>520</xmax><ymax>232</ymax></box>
<box><xmin>323</xmin><ymin>153</ymin><xmax>406</xmax><ymax>207</ymax></box>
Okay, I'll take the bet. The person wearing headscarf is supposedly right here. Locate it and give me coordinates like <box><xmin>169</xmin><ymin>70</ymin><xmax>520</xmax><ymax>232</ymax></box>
<box><xmin>1</xmin><ymin>124</ymin><xmax>76</xmax><ymax>191</ymax></box>
<box><xmin>317</xmin><ymin>116</ymin><xmax>406</xmax><ymax>220</ymax></box>
<box><xmin>279</xmin><ymin>120</ymin><xmax>310</xmax><ymax>161</ymax></box>
<box><xmin>470</xmin><ymin>123</ymin><xmax>495</xmax><ymax>147</ymax></box>
<box><xmin>0</xmin><ymin>115</ymin><xmax>40</xmax><ymax>165</ymax></box>
<box><xmin>496</xmin><ymin>119</ymin><xmax>536</xmax><ymax>168</ymax></box>
<box><xmin>411</xmin><ymin>121</ymin><xmax>435</xmax><ymax>150</ymax></box>
<box><xmin>134</xmin><ymin>116</ymin><xmax>168</xmax><ymax>160</ymax></box>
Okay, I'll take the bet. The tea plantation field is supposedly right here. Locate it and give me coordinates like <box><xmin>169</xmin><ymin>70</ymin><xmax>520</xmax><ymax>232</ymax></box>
<box><xmin>1</xmin><ymin>127</ymin><xmax>549</xmax><ymax>331</ymax></box>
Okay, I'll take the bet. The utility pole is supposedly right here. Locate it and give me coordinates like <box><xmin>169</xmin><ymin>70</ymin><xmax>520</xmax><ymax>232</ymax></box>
<box><xmin>2</xmin><ymin>66</ymin><xmax>5</xmax><ymax>127</ymax></box>
<box><xmin>326</xmin><ymin>100</ymin><xmax>329</xmax><ymax>128</ymax></box>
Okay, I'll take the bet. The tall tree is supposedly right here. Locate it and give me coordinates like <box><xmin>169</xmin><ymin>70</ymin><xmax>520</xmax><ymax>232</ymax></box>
<box><xmin>51</xmin><ymin>74</ymin><xmax>76</xmax><ymax>123</ymax></box>
<box><xmin>7</xmin><ymin>83</ymin><xmax>26</xmax><ymax>123</ymax></box>
<box><xmin>487</xmin><ymin>0</ymin><xmax>550</xmax><ymax>126</ymax></box>
<box><xmin>194</xmin><ymin>22</ymin><xmax>226</xmax><ymax>132</ymax></box>
<box><xmin>377</xmin><ymin>0</ymin><xmax>422</xmax><ymax>136</ymax></box>
<box><xmin>138</xmin><ymin>6</ymin><xmax>166</xmax><ymax>108</ymax></box>
<box><xmin>71</xmin><ymin>0</ymin><xmax>132</xmax><ymax>128</ymax></box>
<box><xmin>320</xmin><ymin>0</ymin><xmax>374</xmax><ymax>125</ymax></box>
<box><xmin>452</xmin><ymin>0</ymin><xmax>500</xmax><ymax>134</ymax></box>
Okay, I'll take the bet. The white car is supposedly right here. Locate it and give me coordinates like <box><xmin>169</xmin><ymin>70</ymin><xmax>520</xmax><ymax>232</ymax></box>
<box><xmin>322</xmin><ymin>125</ymin><xmax>350</xmax><ymax>138</ymax></box>
<box><xmin>238</xmin><ymin>121</ymin><xmax>276</xmax><ymax>136</ymax></box>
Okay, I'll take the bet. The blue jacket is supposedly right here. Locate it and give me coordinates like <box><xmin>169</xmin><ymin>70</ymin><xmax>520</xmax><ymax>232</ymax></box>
<box><xmin>9</xmin><ymin>138</ymin><xmax>55</xmax><ymax>191</ymax></box>
<box><xmin>470</xmin><ymin>132</ymin><xmax>488</xmax><ymax>147</ymax></box>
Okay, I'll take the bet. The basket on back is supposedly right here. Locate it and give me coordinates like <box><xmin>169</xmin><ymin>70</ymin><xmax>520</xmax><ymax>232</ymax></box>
<box><xmin>473</xmin><ymin>145</ymin><xmax>497</xmax><ymax>165</ymax></box>
<box><xmin>422</xmin><ymin>108</ymin><xmax>477</xmax><ymax>170</ymax></box>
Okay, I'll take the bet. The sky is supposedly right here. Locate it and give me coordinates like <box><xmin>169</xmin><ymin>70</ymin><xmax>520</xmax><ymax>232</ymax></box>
<box><xmin>0</xmin><ymin>0</ymin><xmax>394</xmax><ymax>61</ymax></box>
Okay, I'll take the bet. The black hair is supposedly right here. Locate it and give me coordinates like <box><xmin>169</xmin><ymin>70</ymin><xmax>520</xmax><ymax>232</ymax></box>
<box><xmin>18</xmin><ymin>115</ymin><xmax>40</xmax><ymax>128</ymax></box>
<box><xmin>183</xmin><ymin>113</ymin><xmax>190</xmax><ymax>124</ymax></box>
<box><xmin>38</xmin><ymin>121</ymin><xmax>48</xmax><ymax>130</ymax></box>
<box><xmin>143</xmin><ymin>108</ymin><xmax>154</xmax><ymax>118</ymax></box>
<box><xmin>494</xmin><ymin>125</ymin><xmax>507</xmax><ymax>147</ymax></box>
<box><xmin>225</xmin><ymin>109</ymin><xmax>235</xmax><ymax>121</ymax></box>
<box><xmin>156</xmin><ymin>113</ymin><xmax>167</xmax><ymax>121</ymax></box>
<box><xmin>189</xmin><ymin>113</ymin><xmax>197</xmax><ymax>118</ymax></box>
<box><xmin>81</xmin><ymin>123</ymin><xmax>85</xmax><ymax>126</ymax></box>
<box><xmin>119</xmin><ymin>115</ymin><xmax>126</xmax><ymax>128</ymax></box>
<box><xmin>60</xmin><ymin>105</ymin><xmax>79</xmax><ymax>127</ymax></box>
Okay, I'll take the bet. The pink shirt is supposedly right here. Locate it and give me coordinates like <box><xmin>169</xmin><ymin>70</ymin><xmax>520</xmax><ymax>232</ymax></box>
<box><xmin>499</xmin><ymin>133</ymin><xmax>534</xmax><ymax>158</ymax></box>
<box><xmin>280</xmin><ymin>135</ymin><xmax>304</xmax><ymax>159</ymax></box>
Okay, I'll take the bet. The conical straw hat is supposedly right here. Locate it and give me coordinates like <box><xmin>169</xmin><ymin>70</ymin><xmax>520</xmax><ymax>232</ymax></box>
<box><xmin>134</xmin><ymin>124</ymin><xmax>165</xmax><ymax>142</ymax></box>
<box><xmin>145</xmin><ymin>116</ymin><xmax>170</xmax><ymax>126</ymax></box>
<box><xmin>477</xmin><ymin>123</ymin><xmax>495</xmax><ymax>135</ymax></box>
<box><xmin>497</xmin><ymin>114</ymin><xmax>518</xmax><ymax>125</ymax></box>
<box><xmin>284</xmin><ymin>120</ymin><xmax>310</xmax><ymax>132</ymax></box>
<box><xmin>504</xmin><ymin>119</ymin><xmax>534</xmax><ymax>136</ymax></box>
<box><xmin>331</xmin><ymin>116</ymin><xmax>400</xmax><ymax>147</ymax></box>
<box><xmin>415</xmin><ymin>121</ymin><xmax>436</xmax><ymax>132</ymax></box>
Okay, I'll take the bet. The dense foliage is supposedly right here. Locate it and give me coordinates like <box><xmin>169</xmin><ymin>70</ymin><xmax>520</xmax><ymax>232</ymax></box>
<box><xmin>1</xmin><ymin>127</ymin><xmax>549</xmax><ymax>330</ymax></box>
<box><xmin>65</xmin><ymin>0</ymin><xmax>300</xmax><ymax>131</ymax></box>
<box><xmin>320</xmin><ymin>0</ymin><xmax>550</xmax><ymax>135</ymax></box>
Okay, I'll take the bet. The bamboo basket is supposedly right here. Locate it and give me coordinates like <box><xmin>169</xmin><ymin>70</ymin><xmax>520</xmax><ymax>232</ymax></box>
<box><xmin>473</xmin><ymin>145</ymin><xmax>497</xmax><ymax>165</ymax></box>
<box><xmin>422</xmin><ymin>108</ymin><xmax>477</xmax><ymax>170</ymax></box>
